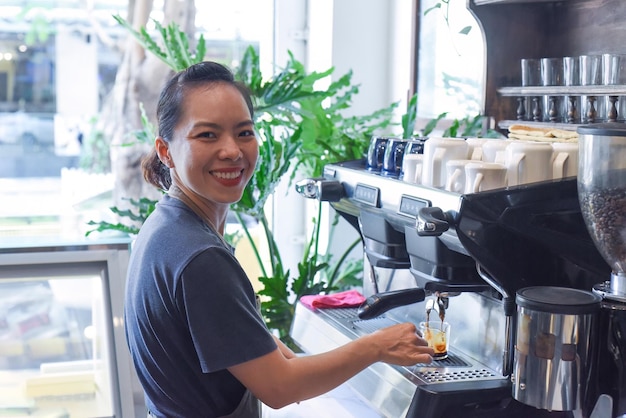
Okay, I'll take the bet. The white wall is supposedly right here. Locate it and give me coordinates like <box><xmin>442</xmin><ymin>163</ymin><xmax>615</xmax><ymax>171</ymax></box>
<box><xmin>271</xmin><ymin>0</ymin><xmax>415</xmax><ymax>280</ymax></box>
<box><xmin>330</xmin><ymin>0</ymin><xmax>412</xmax><ymax>120</ymax></box>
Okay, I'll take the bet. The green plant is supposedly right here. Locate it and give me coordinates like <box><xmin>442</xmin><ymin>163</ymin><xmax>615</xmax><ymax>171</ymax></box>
<box><xmin>401</xmin><ymin>91</ymin><xmax>499</xmax><ymax>139</ymax></box>
<box><xmin>112</xmin><ymin>15</ymin><xmax>206</xmax><ymax>71</ymax></box>
<box><xmin>442</xmin><ymin>114</ymin><xmax>500</xmax><ymax>138</ymax></box>
<box><xmin>424</xmin><ymin>1</ymin><xmax>472</xmax><ymax>36</ymax></box>
<box><xmin>85</xmin><ymin>103</ymin><xmax>157</xmax><ymax>235</ymax></box>
<box><xmin>89</xmin><ymin>17</ymin><xmax>396</xmax><ymax>346</ymax></box>
<box><xmin>232</xmin><ymin>46</ymin><xmax>394</xmax><ymax>344</ymax></box>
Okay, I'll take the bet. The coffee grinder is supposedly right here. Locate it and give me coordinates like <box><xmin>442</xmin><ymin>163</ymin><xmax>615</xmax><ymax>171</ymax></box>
<box><xmin>577</xmin><ymin>123</ymin><xmax>626</xmax><ymax>417</ymax></box>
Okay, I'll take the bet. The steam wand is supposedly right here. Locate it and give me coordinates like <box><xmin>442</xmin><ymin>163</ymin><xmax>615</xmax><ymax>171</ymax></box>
<box><xmin>476</xmin><ymin>263</ymin><xmax>515</xmax><ymax>377</ymax></box>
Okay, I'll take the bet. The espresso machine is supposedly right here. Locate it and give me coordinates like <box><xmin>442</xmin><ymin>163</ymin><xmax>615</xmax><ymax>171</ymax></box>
<box><xmin>576</xmin><ymin>124</ymin><xmax>626</xmax><ymax>418</ymax></box>
<box><xmin>291</xmin><ymin>134</ymin><xmax>625</xmax><ymax>417</ymax></box>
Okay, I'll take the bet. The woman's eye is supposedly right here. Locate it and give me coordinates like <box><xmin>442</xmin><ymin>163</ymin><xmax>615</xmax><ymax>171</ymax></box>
<box><xmin>198</xmin><ymin>131</ymin><xmax>216</xmax><ymax>139</ymax></box>
<box><xmin>239</xmin><ymin>130</ymin><xmax>256</xmax><ymax>138</ymax></box>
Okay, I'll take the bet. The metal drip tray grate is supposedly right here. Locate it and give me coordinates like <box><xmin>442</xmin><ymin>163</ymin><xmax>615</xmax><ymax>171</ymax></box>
<box><xmin>318</xmin><ymin>308</ymin><xmax>408</xmax><ymax>335</ymax></box>
<box><xmin>316</xmin><ymin>306</ymin><xmax>501</xmax><ymax>385</ymax></box>
<box><xmin>413</xmin><ymin>367</ymin><xmax>499</xmax><ymax>384</ymax></box>
<box><xmin>318</xmin><ymin>307</ymin><xmax>359</xmax><ymax>320</ymax></box>
<box><xmin>352</xmin><ymin>317</ymin><xmax>399</xmax><ymax>333</ymax></box>
<box><xmin>413</xmin><ymin>353</ymin><xmax>469</xmax><ymax>368</ymax></box>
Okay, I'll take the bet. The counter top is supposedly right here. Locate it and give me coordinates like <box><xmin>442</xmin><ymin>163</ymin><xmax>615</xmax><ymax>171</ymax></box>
<box><xmin>263</xmin><ymin>383</ymin><xmax>383</xmax><ymax>418</ymax></box>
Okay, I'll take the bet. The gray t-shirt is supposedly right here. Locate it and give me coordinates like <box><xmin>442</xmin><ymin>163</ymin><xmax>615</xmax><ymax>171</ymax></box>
<box><xmin>125</xmin><ymin>195</ymin><xmax>277</xmax><ymax>417</ymax></box>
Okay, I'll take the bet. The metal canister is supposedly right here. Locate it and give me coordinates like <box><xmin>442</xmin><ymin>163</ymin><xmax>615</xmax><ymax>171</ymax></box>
<box><xmin>381</xmin><ymin>138</ymin><xmax>407</xmax><ymax>177</ymax></box>
<box><xmin>512</xmin><ymin>286</ymin><xmax>601</xmax><ymax>411</ymax></box>
<box><xmin>366</xmin><ymin>136</ymin><xmax>389</xmax><ymax>172</ymax></box>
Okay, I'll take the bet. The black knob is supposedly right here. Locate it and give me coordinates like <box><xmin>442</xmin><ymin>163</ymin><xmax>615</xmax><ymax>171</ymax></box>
<box><xmin>318</xmin><ymin>180</ymin><xmax>344</xmax><ymax>202</ymax></box>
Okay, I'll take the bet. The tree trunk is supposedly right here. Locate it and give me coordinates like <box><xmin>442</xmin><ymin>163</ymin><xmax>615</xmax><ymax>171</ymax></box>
<box><xmin>99</xmin><ymin>0</ymin><xmax>196</xmax><ymax>221</ymax></box>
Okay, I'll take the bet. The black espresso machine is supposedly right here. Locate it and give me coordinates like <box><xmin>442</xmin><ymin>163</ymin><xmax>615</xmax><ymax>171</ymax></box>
<box><xmin>292</xmin><ymin>156</ymin><xmax>626</xmax><ymax>417</ymax></box>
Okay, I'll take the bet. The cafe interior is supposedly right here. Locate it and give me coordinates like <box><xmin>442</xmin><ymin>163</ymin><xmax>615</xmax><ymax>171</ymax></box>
<box><xmin>1</xmin><ymin>1</ymin><xmax>626</xmax><ymax>417</ymax></box>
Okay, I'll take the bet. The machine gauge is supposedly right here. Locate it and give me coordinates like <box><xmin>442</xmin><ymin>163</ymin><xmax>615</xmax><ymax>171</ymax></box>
<box><xmin>398</xmin><ymin>195</ymin><xmax>430</xmax><ymax>218</ymax></box>
<box><xmin>354</xmin><ymin>183</ymin><xmax>380</xmax><ymax>207</ymax></box>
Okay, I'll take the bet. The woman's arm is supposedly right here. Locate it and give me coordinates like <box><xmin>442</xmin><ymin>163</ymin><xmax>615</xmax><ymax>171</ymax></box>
<box><xmin>273</xmin><ymin>335</ymin><xmax>297</xmax><ymax>359</ymax></box>
<box><xmin>229</xmin><ymin>322</ymin><xmax>432</xmax><ymax>410</ymax></box>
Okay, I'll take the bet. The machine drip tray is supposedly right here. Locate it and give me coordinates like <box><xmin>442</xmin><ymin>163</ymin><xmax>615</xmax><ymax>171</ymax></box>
<box><xmin>291</xmin><ymin>303</ymin><xmax>506</xmax><ymax>417</ymax></box>
<box><xmin>316</xmin><ymin>307</ymin><xmax>472</xmax><ymax>368</ymax></box>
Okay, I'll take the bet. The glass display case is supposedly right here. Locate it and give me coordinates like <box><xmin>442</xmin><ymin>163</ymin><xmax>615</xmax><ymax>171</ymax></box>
<box><xmin>0</xmin><ymin>237</ymin><xmax>144</xmax><ymax>417</ymax></box>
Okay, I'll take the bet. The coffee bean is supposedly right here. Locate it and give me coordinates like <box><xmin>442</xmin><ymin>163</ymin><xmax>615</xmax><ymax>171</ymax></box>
<box><xmin>579</xmin><ymin>185</ymin><xmax>626</xmax><ymax>272</ymax></box>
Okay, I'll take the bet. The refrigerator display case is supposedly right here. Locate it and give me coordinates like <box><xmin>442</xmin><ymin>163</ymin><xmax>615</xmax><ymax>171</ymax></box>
<box><xmin>0</xmin><ymin>238</ymin><xmax>144</xmax><ymax>417</ymax></box>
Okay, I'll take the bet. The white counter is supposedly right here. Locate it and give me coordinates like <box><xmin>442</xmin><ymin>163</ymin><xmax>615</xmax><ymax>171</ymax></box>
<box><xmin>263</xmin><ymin>383</ymin><xmax>384</xmax><ymax>418</ymax></box>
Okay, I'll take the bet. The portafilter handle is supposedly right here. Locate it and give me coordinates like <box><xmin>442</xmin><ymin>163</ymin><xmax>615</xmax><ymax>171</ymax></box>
<box><xmin>295</xmin><ymin>178</ymin><xmax>344</xmax><ymax>202</ymax></box>
<box><xmin>357</xmin><ymin>288</ymin><xmax>426</xmax><ymax>320</ymax></box>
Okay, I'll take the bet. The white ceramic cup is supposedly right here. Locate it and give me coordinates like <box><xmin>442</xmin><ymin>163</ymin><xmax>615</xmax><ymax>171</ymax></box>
<box><xmin>401</xmin><ymin>154</ymin><xmax>424</xmax><ymax>184</ymax></box>
<box><xmin>464</xmin><ymin>162</ymin><xmax>508</xmax><ymax>193</ymax></box>
<box><xmin>445</xmin><ymin>159</ymin><xmax>473</xmax><ymax>193</ymax></box>
<box><xmin>505</xmin><ymin>141</ymin><xmax>554</xmax><ymax>186</ymax></box>
<box><xmin>482</xmin><ymin>139</ymin><xmax>513</xmax><ymax>164</ymax></box>
<box><xmin>551</xmin><ymin>142</ymin><xmax>579</xmax><ymax>179</ymax></box>
<box><xmin>422</xmin><ymin>138</ymin><xmax>468</xmax><ymax>188</ymax></box>
<box><xmin>465</xmin><ymin>138</ymin><xmax>487</xmax><ymax>161</ymax></box>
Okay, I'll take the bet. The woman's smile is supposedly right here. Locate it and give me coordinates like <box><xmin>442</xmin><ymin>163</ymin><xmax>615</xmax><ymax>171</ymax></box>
<box><xmin>211</xmin><ymin>167</ymin><xmax>245</xmax><ymax>185</ymax></box>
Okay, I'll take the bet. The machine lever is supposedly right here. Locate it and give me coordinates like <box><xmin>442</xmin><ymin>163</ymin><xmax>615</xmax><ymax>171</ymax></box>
<box><xmin>357</xmin><ymin>288</ymin><xmax>426</xmax><ymax>320</ymax></box>
<box><xmin>295</xmin><ymin>178</ymin><xmax>344</xmax><ymax>202</ymax></box>
<box><xmin>416</xmin><ymin>207</ymin><xmax>455</xmax><ymax>236</ymax></box>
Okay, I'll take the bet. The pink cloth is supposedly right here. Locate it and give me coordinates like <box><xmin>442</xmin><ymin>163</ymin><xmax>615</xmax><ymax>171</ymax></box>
<box><xmin>300</xmin><ymin>290</ymin><xmax>366</xmax><ymax>310</ymax></box>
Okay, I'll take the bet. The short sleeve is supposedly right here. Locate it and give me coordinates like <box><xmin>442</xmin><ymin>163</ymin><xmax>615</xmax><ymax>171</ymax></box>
<box><xmin>178</xmin><ymin>247</ymin><xmax>277</xmax><ymax>373</ymax></box>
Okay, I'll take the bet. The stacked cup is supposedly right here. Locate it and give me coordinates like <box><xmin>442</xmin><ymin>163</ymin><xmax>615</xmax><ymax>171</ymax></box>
<box><xmin>519</xmin><ymin>54</ymin><xmax>626</xmax><ymax>123</ymax></box>
<box><xmin>580</xmin><ymin>54</ymin><xmax>603</xmax><ymax>123</ymax></box>
<box><xmin>401</xmin><ymin>136</ymin><xmax>580</xmax><ymax>194</ymax></box>
<box><xmin>563</xmin><ymin>56</ymin><xmax>580</xmax><ymax>123</ymax></box>
<box><xmin>602</xmin><ymin>53</ymin><xmax>626</xmax><ymax>122</ymax></box>
<box><xmin>540</xmin><ymin>57</ymin><xmax>563</xmax><ymax>122</ymax></box>
<box><xmin>521</xmin><ymin>58</ymin><xmax>541</xmax><ymax>121</ymax></box>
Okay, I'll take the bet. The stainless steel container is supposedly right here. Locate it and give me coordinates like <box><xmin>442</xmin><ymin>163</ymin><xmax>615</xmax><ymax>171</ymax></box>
<box><xmin>512</xmin><ymin>286</ymin><xmax>601</xmax><ymax>411</ymax></box>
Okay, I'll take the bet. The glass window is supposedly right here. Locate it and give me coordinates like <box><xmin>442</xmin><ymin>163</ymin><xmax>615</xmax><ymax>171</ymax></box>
<box><xmin>416</xmin><ymin>0</ymin><xmax>485</xmax><ymax>122</ymax></box>
<box><xmin>0</xmin><ymin>1</ymin><xmax>272</xmax><ymax>241</ymax></box>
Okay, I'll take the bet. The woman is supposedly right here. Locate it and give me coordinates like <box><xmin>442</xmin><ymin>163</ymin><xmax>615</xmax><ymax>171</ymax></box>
<box><xmin>124</xmin><ymin>61</ymin><xmax>434</xmax><ymax>418</ymax></box>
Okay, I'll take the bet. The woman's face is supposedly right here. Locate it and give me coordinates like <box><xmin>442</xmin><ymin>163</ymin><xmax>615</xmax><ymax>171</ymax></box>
<box><xmin>160</xmin><ymin>82</ymin><xmax>258</xmax><ymax>206</ymax></box>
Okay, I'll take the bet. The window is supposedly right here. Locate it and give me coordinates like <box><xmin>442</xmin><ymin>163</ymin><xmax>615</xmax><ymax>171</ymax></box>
<box><xmin>0</xmin><ymin>1</ymin><xmax>272</xmax><ymax>240</ymax></box>
<box><xmin>415</xmin><ymin>0</ymin><xmax>485</xmax><ymax>127</ymax></box>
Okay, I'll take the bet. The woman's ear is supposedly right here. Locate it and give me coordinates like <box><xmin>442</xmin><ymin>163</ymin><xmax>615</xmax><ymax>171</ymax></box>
<box><xmin>155</xmin><ymin>137</ymin><xmax>173</xmax><ymax>168</ymax></box>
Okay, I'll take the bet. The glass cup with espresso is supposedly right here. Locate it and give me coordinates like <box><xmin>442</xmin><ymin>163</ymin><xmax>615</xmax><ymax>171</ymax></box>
<box><xmin>419</xmin><ymin>321</ymin><xmax>451</xmax><ymax>360</ymax></box>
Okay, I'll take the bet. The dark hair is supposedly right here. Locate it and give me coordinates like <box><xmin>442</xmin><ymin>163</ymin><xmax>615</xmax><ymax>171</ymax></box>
<box><xmin>142</xmin><ymin>61</ymin><xmax>254</xmax><ymax>191</ymax></box>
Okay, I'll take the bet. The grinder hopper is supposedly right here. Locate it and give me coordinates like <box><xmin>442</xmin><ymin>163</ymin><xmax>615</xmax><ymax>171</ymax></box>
<box><xmin>577</xmin><ymin>123</ymin><xmax>626</xmax><ymax>301</ymax></box>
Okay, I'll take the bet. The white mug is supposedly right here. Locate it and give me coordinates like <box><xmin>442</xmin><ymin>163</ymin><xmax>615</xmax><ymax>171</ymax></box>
<box><xmin>445</xmin><ymin>159</ymin><xmax>473</xmax><ymax>193</ymax></box>
<box><xmin>551</xmin><ymin>142</ymin><xmax>579</xmax><ymax>179</ymax></box>
<box><xmin>464</xmin><ymin>162</ymin><xmax>508</xmax><ymax>193</ymax></box>
<box><xmin>422</xmin><ymin>138</ymin><xmax>468</xmax><ymax>188</ymax></box>
<box><xmin>465</xmin><ymin>138</ymin><xmax>487</xmax><ymax>161</ymax></box>
<box><xmin>401</xmin><ymin>154</ymin><xmax>424</xmax><ymax>184</ymax></box>
<box><xmin>505</xmin><ymin>141</ymin><xmax>553</xmax><ymax>186</ymax></box>
<box><xmin>482</xmin><ymin>139</ymin><xmax>514</xmax><ymax>164</ymax></box>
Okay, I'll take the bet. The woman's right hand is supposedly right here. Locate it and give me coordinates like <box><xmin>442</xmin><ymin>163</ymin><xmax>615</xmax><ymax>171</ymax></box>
<box><xmin>369</xmin><ymin>322</ymin><xmax>434</xmax><ymax>366</ymax></box>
